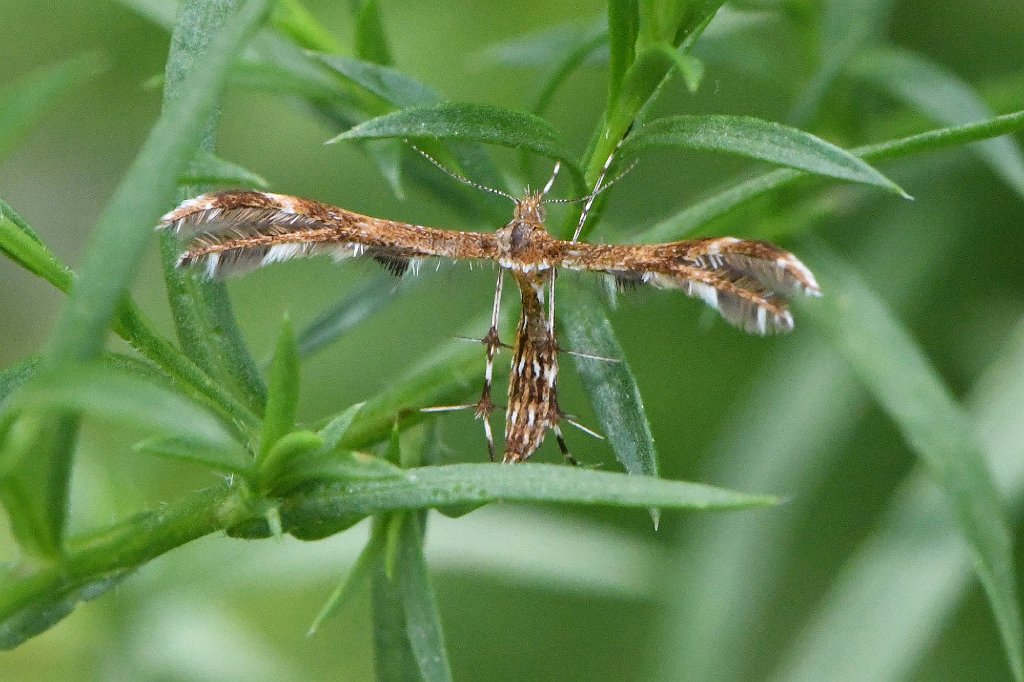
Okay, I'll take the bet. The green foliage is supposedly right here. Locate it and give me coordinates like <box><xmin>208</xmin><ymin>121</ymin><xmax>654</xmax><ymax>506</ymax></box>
<box><xmin>1</xmin><ymin>0</ymin><xmax>1023</xmax><ymax>679</ymax></box>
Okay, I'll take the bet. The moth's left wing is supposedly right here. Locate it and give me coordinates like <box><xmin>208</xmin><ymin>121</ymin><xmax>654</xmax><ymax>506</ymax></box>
<box><xmin>158</xmin><ymin>191</ymin><xmax>499</xmax><ymax>279</ymax></box>
<box><xmin>555</xmin><ymin>237</ymin><xmax>821</xmax><ymax>334</ymax></box>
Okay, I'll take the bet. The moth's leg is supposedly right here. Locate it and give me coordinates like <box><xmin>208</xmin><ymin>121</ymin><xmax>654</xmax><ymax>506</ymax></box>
<box><xmin>552</xmin><ymin>425</ymin><xmax>579</xmax><ymax>466</ymax></box>
<box><xmin>474</xmin><ymin>269</ymin><xmax>506</xmax><ymax>461</ymax></box>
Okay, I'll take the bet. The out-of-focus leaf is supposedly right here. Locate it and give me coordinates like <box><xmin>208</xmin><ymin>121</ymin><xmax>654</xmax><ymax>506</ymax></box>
<box><xmin>309</xmin><ymin>519</ymin><xmax>386</xmax><ymax>635</ymax></box>
<box><xmin>354</xmin><ymin>0</ymin><xmax>393</xmax><ymax>65</ymax></box>
<box><xmin>114</xmin><ymin>0</ymin><xmax>178</xmax><ymax>28</ymax></box>
<box><xmin>297</xmin><ymin>270</ymin><xmax>404</xmax><ymax>358</ymax></box>
<box><xmin>790</xmin><ymin>0</ymin><xmax>894</xmax><ymax>123</ymax></box>
<box><xmin>14</xmin><ymin>363</ymin><xmax>238</xmax><ymax>451</ymax></box>
<box><xmin>48</xmin><ymin>0</ymin><xmax>273</xmax><ymax>366</ymax></box>
<box><xmin>623</xmin><ymin>114</ymin><xmax>907</xmax><ymax>195</ymax></box>
<box><xmin>329</xmin><ymin>102</ymin><xmax>579</xmax><ymax>174</ymax></box>
<box><xmin>853</xmin><ymin>46</ymin><xmax>1024</xmax><ymax>198</ymax></box>
<box><xmin>559</xmin><ymin>283</ymin><xmax>660</xmax><ymax>525</ymax></box>
<box><xmin>159</xmin><ymin>0</ymin><xmax>270</xmax><ymax>416</ymax></box>
<box><xmin>0</xmin><ymin>572</ymin><xmax>128</xmax><ymax>650</ymax></box>
<box><xmin>180</xmin><ymin>151</ymin><xmax>269</xmax><ymax>187</ymax></box>
<box><xmin>0</xmin><ymin>201</ymin><xmax>73</xmax><ymax>292</ymax></box>
<box><xmin>271</xmin><ymin>0</ymin><xmax>344</xmax><ymax>53</ymax></box>
<box><xmin>318</xmin><ymin>402</ymin><xmax>366</xmax><ymax>453</ymax></box>
<box><xmin>312</xmin><ymin>54</ymin><xmax>440</xmax><ymax>108</ymax></box>
<box><xmin>338</xmin><ymin>318</ymin><xmax>487</xmax><ymax>450</ymax></box>
<box><xmin>479</xmin><ymin>18</ymin><xmax>607</xmax><ymax>69</ymax></box>
<box><xmin>774</xmin><ymin>322</ymin><xmax>1024</xmax><ymax>682</ymax></box>
<box><xmin>133</xmin><ymin>435</ymin><xmax>251</xmax><ymax>476</ymax></box>
<box><xmin>396</xmin><ymin>515</ymin><xmax>453</xmax><ymax>682</ymax></box>
<box><xmin>259</xmin><ymin>317</ymin><xmax>300</xmax><ymax>459</ymax></box>
<box><xmin>0</xmin><ymin>54</ymin><xmax>103</xmax><ymax>161</ymax></box>
<box><xmin>801</xmin><ymin>243</ymin><xmax>1024</xmax><ymax>678</ymax></box>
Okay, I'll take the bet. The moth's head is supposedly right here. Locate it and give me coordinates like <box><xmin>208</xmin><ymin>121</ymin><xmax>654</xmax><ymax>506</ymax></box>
<box><xmin>514</xmin><ymin>193</ymin><xmax>547</xmax><ymax>226</ymax></box>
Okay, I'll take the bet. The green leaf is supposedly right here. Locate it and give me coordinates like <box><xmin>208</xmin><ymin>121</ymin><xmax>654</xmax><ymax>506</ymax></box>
<box><xmin>259</xmin><ymin>317</ymin><xmax>300</xmax><ymax>459</ymax></box>
<box><xmin>318</xmin><ymin>402</ymin><xmax>366</xmax><ymax>453</ymax></box>
<box><xmin>180</xmin><ymin>151</ymin><xmax>269</xmax><ymax>187</ymax></box>
<box><xmin>638</xmin><ymin>108</ymin><xmax>1024</xmax><ymax>242</ymax></box>
<box><xmin>258</xmin><ymin>430</ymin><xmax>324</xmax><ymax>491</ymax></box>
<box><xmin>297</xmin><ymin>270</ymin><xmax>405</xmax><ymax>358</ymax></box>
<box><xmin>775</xmin><ymin>323</ymin><xmax>1024</xmax><ymax>682</ymax></box>
<box><xmin>0</xmin><ymin>201</ymin><xmax>73</xmax><ymax>292</ymax></box>
<box><xmin>558</xmin><ymin>283</ymin><xmax>660</xmax><ymax>525</ymax></box>
<box><xmin>0</xmin><ymin>572</ymin><xmax>128</xmax><ymax>650</ymax></box>
<box><xmin>801</xmin><ymin>242</ymin><xmax>1024</xmax><ymax>678</ymax></box>
<box><xmin>0</xmin><ymin>412</ymin><xmax>79</xmax><ymax>559</ymax></box>
<box><xmin>47</xmin><ymin>0</ymin><xmax>274</xmax><ymax>367</ymax></box>
<box><xmin>132</xmin><ymin>435</ymin><xmax>251</xmax><ymax>476</ymax></box>
<box><xmin>339</xmin><ymin>322</ymin><xmax>487</xmax><ymax>450</ymax></box>
<box><xmin>372</xmin><ymin>516</ymin><xmax>422</xmax><ymax>682</ymax></box>
<box><xmin>354</xmin><ymin>0</ymin><xmax>394</xmax><ymax>65</ymax></box>
<box><xmin>789</xmin><ymin>0</ymin><xmax>894</xmax><ymax>123</ymax></box>
<box><xmin>395</xmin><ymin>515</ymin><xmax>453</xmax><ymax>682</ymax></box>
<box><xmin>308</xmin><ymin>519</ymin><xmax>387</xmax><ymax>635</ymax></box>
<box><xmin>607</xmin><ymin>0</ymin><xmax>639</xmax><ymax>108</ymax></box>
<box><xmin>114</xmin><ymin>0</ymin><xmax>177</xmax><ymax>28</ymax></box>
<box><xmin>312</xmin><ymin>54</ymin><xmax>441</xmax><ymax>108</ymax></box>
<box><xmin>158</xmin><ymin>0</ymin><xmax>270</xmax><ymax>416</ymax></box>
<box><xmin>271</xmin><ymin>0</ymin><xmax>344</xmax><ymax>53</ymax></box>
<box><xmin>12</xmin><ymin>363</ymin><xmax>238</xmax><ymax>452</ymax></box>
<box><xmin>283</xmin><ymin>463</ymin><xmax>776</xmax><ymax>522</ymax></box>
<box><xmin>853</xmin><ymin>46</ymin><xmax>1024</xmax><ymax>198</ymax></box>
<box><xmin>329</xmin><ymin>102</ymin><xmax>579</xmax><ymax>173</ymax></box>
<box><xmin>622</xmin><ymin>114</ymin><xmax>907</xmax><ymax>195</ymax></box>
<box><xmin>0</xmin><ymin>54</ymin><xmax>102</xmax><ymax>162</ymax></box>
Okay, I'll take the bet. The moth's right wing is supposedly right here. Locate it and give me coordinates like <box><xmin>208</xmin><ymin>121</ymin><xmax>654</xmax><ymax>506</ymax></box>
<box><xmin>158</xmin><ymin>191</ymin><xmax>500</xmax><ymax>278</ymax></box>
<box><xmin>555</xmin><ymin>237</ymin><xmax>821</xmax><ymax>335</ymax></box>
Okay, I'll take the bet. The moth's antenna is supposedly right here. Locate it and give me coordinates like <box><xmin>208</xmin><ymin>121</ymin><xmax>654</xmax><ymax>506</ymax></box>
<box><xmin>405</xmin><ymin>139</ymin><xmax>516</xmax><ymax>202</ymax></box>
<box><xmin>541</xmin><ymin>161</ymin><xmax>561</xmax><ymax>196</ymax></box>
<box><xmin>571</xmin><ymin>136</ymin><xmax>631</xmax><ymax>243</ymax></box>
<box><xmin>545</xmin><ymin>159</ymin><xmax>638</xmax><ymax>206</ymax></box>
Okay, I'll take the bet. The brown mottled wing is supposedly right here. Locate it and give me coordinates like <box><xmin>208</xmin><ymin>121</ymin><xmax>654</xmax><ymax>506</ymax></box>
<box><xmin>157</xmin><ymin>190</ymin><xmax>500</xmax><ymax>278</ymax></box>
<box><xmin>553</xmin><ymin>237</ymin><xmax>821</xmax><ymax>334</ymax></box>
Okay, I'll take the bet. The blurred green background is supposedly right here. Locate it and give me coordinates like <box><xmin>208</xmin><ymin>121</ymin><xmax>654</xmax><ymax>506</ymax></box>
<box><xmin>2</xmin><ymin>1</ymin><xmax>1023</xmax><ymax>679</ymax></box>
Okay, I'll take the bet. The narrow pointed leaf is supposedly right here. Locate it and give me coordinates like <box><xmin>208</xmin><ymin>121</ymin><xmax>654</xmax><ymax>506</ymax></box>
<box><xmin>623</xmin><ymin>114</ymin><xmax>906</xmax><ymax>195</ymax></box>
<box><xmin>312</xmin><ymin>54</ymin><xmax>440</xmax><ymax>108</ymax></box>
<box><xmin>776</xmin><ymin>323</ymin><xmax>1024</xmax><ymax>682</ymax></box>
<box><xmin>0</xmin><ymin>54</ymin><xmax>102</xmax><ymax>161</ymax></box>
<box><xmin>396</xmin><ymin>516</ymin><xmax>453</xmax><ymax>682</ymax></box>
<box><xmin>0</xmin><ymin>202</ymin><xmax>73</xmax><ymax>292</ymax></box>
<box><xmin>318</xmin><ymin>402</ymin><xmax>366</xmax><ymax>453</ymax></box>
<box><xmin>180</xmin><ymin>151</ymin><xmax>269</xmax><ymax>187</ymax></box>
<box><xmin>801</xmin><ymin>243</ymin><xmax>1024</xmax><ymax>678</ymax></box>
<box><xmin>354</xmin><ymin>0</ymin><xmax>394</xmax><ymax>66</ymax></box>
<box><xmin>607</xmin><ymin>0</ymin><xmax>639</xmax><ymax>107</ymax></box>
<box><xmin>372</xmin><ymin>515</ymin><xmax>421</xmax><ymax>682</ymax></box>
<box><xmin>559</xmin><ymin>283</ymin><xmax>660</xmax><ymax>524</ymax></box>
<box><xmin>133</xmin><ymin>435</ymin><xmax>251</xmax><ymax>476</ymax></box>
<box><xmin>13</xmin><ymin>363</ymin><xmax>237</xmax><ymax>451</ymax></box>
<box><xmin>259</xmin><ymin>317</ymin><xmax>300</xmax><ymax>459</ymax></box>
<box><xmin>638</xmin><ymin>109</ymin><xmax>1024</xmax><ymax>242</ymax></box>
<box><xmin>329</xmin><ymin>102</ymin><xmax>579</xmax><ymax>172</ymax></box>
<box><xmin>309</xmin><ymin>520</ymin><xmax>387</xmax><ymax>635</ymax></box>
<box><xmin>853</xmin><ymin>46</ymin><xmax>1024</xmax><ymax>198</ymax></box>
<box><xmin>48</xmin><ymin>0</ymin><xmax>274</xmax><ymax>367</ymax></box>
<box><xmin>282</xmin><ymin>463</ymin><xmax>776</xmax><ymax>523</ymax></box>
<box><xmin>297</xmin><ymin>270</ymin><xmax>404</xmax><ymax>358</ymax></box>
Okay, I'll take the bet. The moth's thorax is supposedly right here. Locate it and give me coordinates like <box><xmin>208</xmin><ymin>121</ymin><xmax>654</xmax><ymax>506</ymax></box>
<box><xmin>496</xmin><ymin>193</ymin><xmax>554</xmax><ymax>272</ymax></box>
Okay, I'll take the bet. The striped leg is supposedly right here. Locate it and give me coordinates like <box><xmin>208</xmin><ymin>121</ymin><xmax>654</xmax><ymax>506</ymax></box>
<box><xmin>474</xmin><ymin>269</ymin><xmax>505</xmax><ymax>461</ymax></box>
